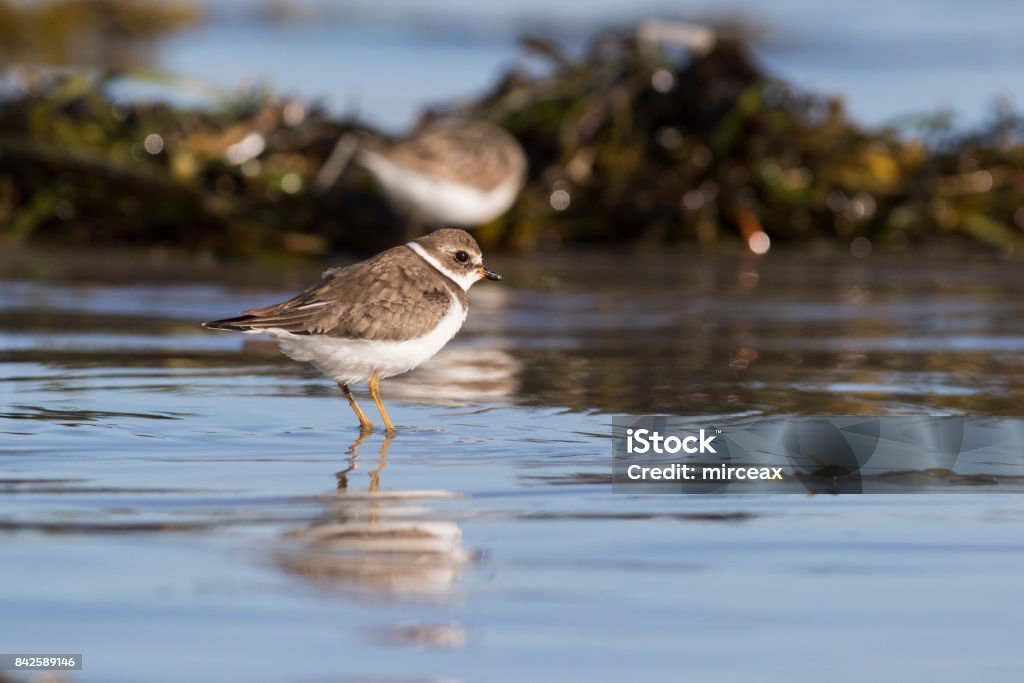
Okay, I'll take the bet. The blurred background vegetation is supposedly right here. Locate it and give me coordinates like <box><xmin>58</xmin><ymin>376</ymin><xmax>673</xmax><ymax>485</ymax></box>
<box><xmin>1</xmin><ymin>0</ymin><xmax>1023</xmax><ymax>257</ymax></box>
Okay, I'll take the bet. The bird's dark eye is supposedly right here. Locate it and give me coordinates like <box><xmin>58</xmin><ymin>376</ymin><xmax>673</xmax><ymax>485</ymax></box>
<box><xmin>454</xmin><ymin>251</ymin><xmax>470</xmax><ymax>263</ymax></box>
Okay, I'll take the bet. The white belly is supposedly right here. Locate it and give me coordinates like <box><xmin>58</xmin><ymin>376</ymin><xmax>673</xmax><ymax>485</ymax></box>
<box><xmin>360</xmin><ymin>152</ymin><xmax>521</xmax><ymax>226</ymax></box>
<box><xmin>258</xmin><ymin>298</ymin><xmax>467</xmax><ymax>385</ymax></box>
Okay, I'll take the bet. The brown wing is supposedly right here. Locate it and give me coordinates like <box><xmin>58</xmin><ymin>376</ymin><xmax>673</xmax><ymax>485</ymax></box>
<box><xmin>202</xmin><ymin>246</ymin><xmax>459</xmax><ymax>342</ymax></box>
<box><xmin>381</xmin><ymin>121</ymin><xmax>526</xmax><ymax>192</ymax></box>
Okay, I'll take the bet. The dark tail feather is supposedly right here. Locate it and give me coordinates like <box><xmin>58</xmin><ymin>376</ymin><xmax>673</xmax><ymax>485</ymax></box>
<box><xmin>202</xmin><ymin>316</ymin><xmax>259</xmax><ymax>331</ymax></box>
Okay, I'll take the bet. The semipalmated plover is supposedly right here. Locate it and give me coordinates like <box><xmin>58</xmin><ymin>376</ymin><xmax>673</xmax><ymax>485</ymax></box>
<box><xmin>203</xmin><ymin>229</ymin><xmax>501</xmax><ymax>433</ymax></box>
<box><xmin>314</xmin><ymin>120</ymin><xmax>527</xmax><ymax>227</ymax></box>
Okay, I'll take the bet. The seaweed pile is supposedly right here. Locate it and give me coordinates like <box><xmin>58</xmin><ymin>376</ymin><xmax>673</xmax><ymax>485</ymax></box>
<box><xmin>461</xmin><ymin>28</ymin><xmax>1024</xmax><ymax>252</ymax></box>
<box><xmin>2</xmin><ymin>23</ymin><xmax>1024</xmax><ymax>256</ymax></box>
<box><xmin>0</xmin><ymin>74</ymin><xmax>376</xmax><ymax>256</ymax></box>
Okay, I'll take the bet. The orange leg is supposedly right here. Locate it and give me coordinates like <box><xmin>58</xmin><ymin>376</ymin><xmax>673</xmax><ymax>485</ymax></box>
<box><xmin>368</xmin><ymin>370</ymin><xmax>395</xmax><ymax>434</ymax></box>
<box><xmin>338</xmin><ymin>382</ymin><xmax>374</xmax><ymax>432</ymax></box>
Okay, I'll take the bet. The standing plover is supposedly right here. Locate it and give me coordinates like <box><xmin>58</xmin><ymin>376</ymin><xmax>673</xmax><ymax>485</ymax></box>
<box><xmin>314</xmin><ymin>120</ymin><xmax>527</xmax><ymax>227</ymax></box>
<box><xmin>203</xmin><ymin>229</ymin><xmax>501</xmax><ymax>433</ymax></box>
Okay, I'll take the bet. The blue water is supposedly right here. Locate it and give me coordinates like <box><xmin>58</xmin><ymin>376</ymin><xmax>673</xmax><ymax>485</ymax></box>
<box><xmin>2</xmin><ymin>248</ymin><xmax>1024</xmax><ymax>681</ymax></box>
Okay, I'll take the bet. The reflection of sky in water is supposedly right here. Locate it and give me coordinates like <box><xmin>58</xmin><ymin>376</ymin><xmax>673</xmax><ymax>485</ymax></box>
<box><xmin>151</xmin><ymin>0</ymin><xmax>1024</xmax><ymax>131</ymax></box>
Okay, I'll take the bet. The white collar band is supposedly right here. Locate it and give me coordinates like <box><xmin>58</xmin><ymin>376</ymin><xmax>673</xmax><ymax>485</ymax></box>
<box><xmin>406</xmin><ymin>241</ymin><xmax>480</xmax><ymax>292</ymax></box>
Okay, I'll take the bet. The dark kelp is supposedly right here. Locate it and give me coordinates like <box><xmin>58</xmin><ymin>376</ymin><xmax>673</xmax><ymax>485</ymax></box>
<box><xmin>2</xmin><ymin>25</ymin><xmax>1024</xmax><ymax>256</ymax></box>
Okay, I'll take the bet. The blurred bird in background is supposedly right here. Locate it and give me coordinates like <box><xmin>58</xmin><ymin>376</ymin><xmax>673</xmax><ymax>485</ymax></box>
<box><xmin>314</xmin><ymin>120</ymin><xmax>527</xmax><ymax>231</ymax></box>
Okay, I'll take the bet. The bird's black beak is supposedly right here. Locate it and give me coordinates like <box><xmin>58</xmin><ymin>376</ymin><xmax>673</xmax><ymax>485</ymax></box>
<box><xmin>480</xmin><ymin>267</ymin><xmax>502</xmax><ymax>282</ymax></box>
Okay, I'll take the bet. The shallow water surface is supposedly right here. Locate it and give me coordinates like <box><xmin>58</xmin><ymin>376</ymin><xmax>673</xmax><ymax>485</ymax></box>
<box><xmin>1</xmin><ymin>248</ymin><xmax>1024</xmax><ymax>682</ymax></box>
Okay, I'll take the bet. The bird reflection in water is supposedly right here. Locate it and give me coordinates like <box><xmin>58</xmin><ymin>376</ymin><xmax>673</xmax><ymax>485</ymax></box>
<box><xmin>273</xmin><ymin>432</ymin><xmax>473</xmax><ymax>600</ymax></box>
<box><xmin>336</xmin><ymin>429</ymin><xmax>390</xmax><ymax>494</ymax></box>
